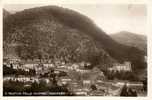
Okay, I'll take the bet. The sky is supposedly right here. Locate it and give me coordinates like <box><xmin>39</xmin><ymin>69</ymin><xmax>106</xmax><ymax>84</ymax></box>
<box><xmin>4</xmin><ymin>4</ymin><xmax>147</xmax><ymax>35</ymax></box>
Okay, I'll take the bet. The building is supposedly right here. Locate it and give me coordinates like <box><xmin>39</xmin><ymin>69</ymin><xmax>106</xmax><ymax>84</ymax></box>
<box><xmin>144</xmin><ymin>56</ymin><xmax>147</xmax><ymax>62</ymax></box>
<box><xmin>4</xmin><ymin>54</ymin><xmax>21</xmax><ymax>64</ymax></box>
<box><xmin>23</xmin><ymin>63</ymin><xmax>38</xmax><ymax>70</ymax></box>
<box><xmin>108</xmin><ymin>61</ymin><xmax>132</xmax><ymax>72</ymax></box>
<box><xmin>76</xmin><ymin>69</ymin><xmax>90</xmax><ymax>73</ymax></box>
<box><xmin>58</xmin><ymin>76</ymin><xmax>72</xmax><ymax>85</ymax></box>
<box><xmin>43</xmin><ymin>63</ymin><xmax>55</xmax><ymax>68</ymax></box>
<box><xmin>82</xmin><ymin>80</ymin><xmax>92</xmax><ymax>89</ymax></box>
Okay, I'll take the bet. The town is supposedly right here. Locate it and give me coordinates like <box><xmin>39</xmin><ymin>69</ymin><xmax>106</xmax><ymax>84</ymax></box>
<box><xmin>3</xmin><ymin>56</ymin><xmax>146</xmax><ymax>96</ymax></box>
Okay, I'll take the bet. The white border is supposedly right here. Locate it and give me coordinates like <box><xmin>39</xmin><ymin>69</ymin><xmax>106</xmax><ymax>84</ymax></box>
<box><xmin>2</xmin><ymin>0</ymin><xmax>148</xmax><ymax>4</ymax></box>
<box><xmin>0</xmin><ymin>0</ymin><xmax>151</xmax><ymax>100</ymax></box>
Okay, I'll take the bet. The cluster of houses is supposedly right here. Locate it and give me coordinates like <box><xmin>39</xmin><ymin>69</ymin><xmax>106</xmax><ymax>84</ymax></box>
<box><xmin>3</xmin><ymin>75</ymin><xmax>50</xmax><ymax>85</ymax></box>
<box><xmin>4</xmin><ymin>54</ymin><xmax>132</xmax><ymax>73</ymax></box>
<box><xmin>3</xmin><ymin>56</ymin><xmax>93</xmax><ymax>75</ymax></box>
<box><xmin>3</xmin><ymin>56</ymin><xmax>135</xmax><ymax>96</ymax></box>
<box><xmin>4</xmin><ymin>76</ymin><xmax>39</xmax><ymax>83</ymax></box>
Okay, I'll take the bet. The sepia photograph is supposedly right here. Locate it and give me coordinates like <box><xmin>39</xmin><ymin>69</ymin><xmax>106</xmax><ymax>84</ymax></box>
<box><xmin>3</xmin><ymin>4</ymin><xmax>147</xmax><ymax>96</ymax></box>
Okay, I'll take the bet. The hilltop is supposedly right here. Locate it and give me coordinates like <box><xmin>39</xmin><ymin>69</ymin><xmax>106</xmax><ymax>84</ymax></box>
<box><xmin>110</xmin><ymin>31</ymin><xmax>147</xmax><ymax>53</ymax></box>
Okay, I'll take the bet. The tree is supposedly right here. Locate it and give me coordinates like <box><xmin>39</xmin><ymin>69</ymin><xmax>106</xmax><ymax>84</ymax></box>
<box><xmin>90</xmin><ymin>84</ymin><xmax>97</xmax><ymax>91</ymax></box>
<box><xmin>120</xmin><ymin>84</ymin><xmax>128</xmax><ymax>96</ymax></box>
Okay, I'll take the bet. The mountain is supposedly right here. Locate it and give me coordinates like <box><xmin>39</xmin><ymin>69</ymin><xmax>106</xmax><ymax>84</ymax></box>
<box><xmin>110</xmin><ymin>31</ymin><xmax>147</xmax><ymax>53</ymax></box>
<box><xmin>3</xmin><ymin>6</ymin><xmax>145</xmax><ymax>71</ymax></box>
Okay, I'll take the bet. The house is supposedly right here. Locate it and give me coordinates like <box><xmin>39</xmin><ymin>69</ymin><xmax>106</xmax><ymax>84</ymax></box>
<box><xmin>83</xmin><ymin>80</ymin><xmax>91</xmax><ymax>84</ymax></box>
<box><xmin>43</xmin><ymin>63</ymin><xmax>54</xmax><ymax>68</ymax></box>
<box><xmin>79</xmin><ymin>62</ymin><xmax>91</xmax><ymax>69</ymax></box>
<box><xmin>4</xmin><ymin>54</ymin><xmax>21</xmax><ymax>64</ymax></box>
<box><xmin>82</xmin><ymin>80</ymin><xmax>92</xmax><ymax>89</ymax></box>
<box><xmin>54</xmin><ymin>70</ymin><xmax>60</xmax><ymax>74</ymax></box>
<box><xmin>144</xmin><ymin>56</ymin><xmax>147</xmax><ymax>62</ymax></box>
<box><xmin>65</xmin><ymin>63</ymin><xmax>79</xmax><ymax>70</ymax></box>
<box><xmin>60</xmin><ymin>76</ymin><xmax>72</xmax><ymax>82</ymax></box>
<box><xmin>70</xmin><ymin>81</ymin><xmax>79</xmax><ymax>88</ymax></box>
<box><xmin>75</xmin><ymin>91</ymin><xmax>87</xmax><ymax>96</ymax></box>
<box><xmin>58</xmin><ymin>76</ymin><xmax>72</xmax><ymax>85</ymax></box>
<box><xmin>79</xmin><ymin>61</ymin><xmax>86</xmax><ymax>67</ymax></box>
<box><xmin>3</xmin><ymin>76</ymin><xmax>14</xmax><ymax>81</ymax></box>
<box><xmin>108</xmin><ymin>61</ymin><xmax>132</xmax><ymax>72</ymax></box>
<box><xmin>72</xmin><ymin>64</ymin><xmax>79</xmax><ymax>69</ymax></box>
<box><xmin>41</xmin><ymin>78</ymin><xmax>50</xmax><ymax>84</ymax></box>
<box><xmin>23</xmin><ymin>63</ymin><xmax>38</xmax><ymax>70</ymax></box>
<box><xmin>10</xmin><ymin>63</ymin><xmax>20</xmax><ymax>69</ymax></box>
<box><xmin>59</xmin><ymin>65</ymin><xmax>66</xmax><ymax>68</ymax></box>
<box><xmin>76</xmin><ymin>69</ymin><xmax>90</xmax><ymax>73</ymax></box>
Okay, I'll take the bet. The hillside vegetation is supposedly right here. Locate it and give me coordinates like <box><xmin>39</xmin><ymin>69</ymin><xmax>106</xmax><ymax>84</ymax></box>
<box><xmin>3</xmin><ymin>6</ymin><xmax>146</xmax><ymax>71</ymax></box>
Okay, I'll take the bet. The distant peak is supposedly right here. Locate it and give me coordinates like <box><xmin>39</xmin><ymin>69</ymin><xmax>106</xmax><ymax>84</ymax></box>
<box><xmin>112</xmin><ymin>31</ymin><xmax>146</xmax><ymax>37</ymax></box>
